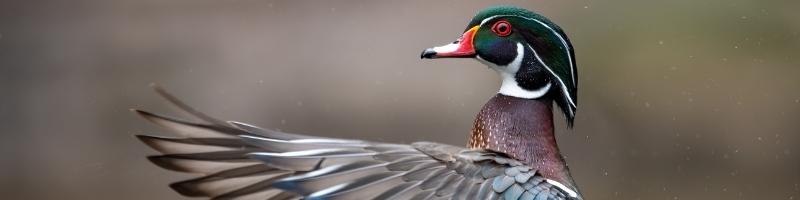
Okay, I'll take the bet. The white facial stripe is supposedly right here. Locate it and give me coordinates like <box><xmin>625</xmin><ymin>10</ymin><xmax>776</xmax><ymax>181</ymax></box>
<box><xmin>480</xmin><ymin>14</ymin><xmax>576</xmax><ymax>86</ymax></box>
<box><xmin>477</xmin><ymin>43</ymin><xmax>551</xmax><ymax>99</ymax></box>
<box><xmin>432</xmin><ymin>42</ymin><xmax>460</xmax><ymax>54</ymax></box>
<box><xmin>480</xmin><ymin>15</ymin><xmax>499</xmax><ymax>26</ymax></box>
<box><xmin>545</xmin><ymin>179</ymin><xmax>579</xmax><ymax>197</ymax></box>
<box><xmin>527</xmin><ymin>43</ymin><xmax>577</xmax><ymax>110</ymax></box>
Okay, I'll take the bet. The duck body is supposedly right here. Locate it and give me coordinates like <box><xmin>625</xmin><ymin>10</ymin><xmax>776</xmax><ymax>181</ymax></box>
<box><xmin>136</xmin><ymin>5</ymin><xmax>583</xmax><ymax>200</ymax></box>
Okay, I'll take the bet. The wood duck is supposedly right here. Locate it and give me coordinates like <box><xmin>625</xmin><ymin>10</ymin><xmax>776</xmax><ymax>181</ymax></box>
<box><xmin>136</xmin><ymin>5</ymin><xmax>582</xmax><ymax>200</ymax></box>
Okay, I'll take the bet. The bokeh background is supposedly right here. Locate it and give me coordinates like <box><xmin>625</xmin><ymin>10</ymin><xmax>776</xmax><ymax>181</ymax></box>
<box><xmin>1</xmin><ymin>0</ymin><xmax>799</xmax><ymax>199</ymax></box>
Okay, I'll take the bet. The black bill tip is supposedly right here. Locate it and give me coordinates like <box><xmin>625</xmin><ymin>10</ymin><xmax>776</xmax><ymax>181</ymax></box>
<box><xmin>420</xmin><ymin>48</ymin><xmax>437</xmax><ymax>59</ymax></box>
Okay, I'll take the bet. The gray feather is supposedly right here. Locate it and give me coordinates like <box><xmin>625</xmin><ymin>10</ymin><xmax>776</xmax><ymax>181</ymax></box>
<box><xmin>434</xmin><ymin>175</ymin><xmax>463</xmax><ymax>196</ymax></box>
<box><xmin>521</xmin><ymin>191</ymin><xmax>536</xmax><ymax>200</ymax></box>
<box><xmin>372</xmin><ymin>181</ymin><xmax>422</xmax><ymax>200</ymax></box>
<box><xmin>449</xmin><ymin>176</ymin><xmax>475</xmax><ymax>200</ymax></box>
<box><xmin>133</xmin><ymin>109</ymin><xmax>238</xmax><ymax>138</ymax></box>
<box><xmin>147</xmin><ymin>155</ymin><xmax>259</xmax><ymax>173</ymax></box>
<box><xmin>515</xmin><ymin>172</ymin><xmax>533</xmax><ymax>183</ymax></box>
<box><xmin>504</xmin><ymin>184</ymin><xmax>525</xmax><ymax>200</ymax></box>
<box><xmin>247</xmin><ymin>149</ymin><xmax>376</xmax><ymax>171</ymax></box>
<box><xmin>475</xmin><ymin>177</ymin><xmax>495</xmax><ymax>200</ymax></box>
<box><xmin>409</xmin><ymin>190</ymin><xmax>434</xmax><ymax>200</ymax></box>
<box><xmin>149</xmin><ymin>84</ymin><xmax>229</xmax><ymax>126</ymax></box>
<box><xmin>137</xmin><ymin>135</ymin><xmax>247</xmax><ymax>154</ymax></box>
<box><xmin>272</xmin><ymin>161</ymin><xmax>388</xmax><ymax>194</ymax></box>
<box><xmin>385</xmin><ymin>157</ymin><xmax>437</xmax><ymax>171</ymax></box>
<box><xmin>492</xmin><ymin>175</ymin><xmax>515</xmax><ymax>192</ymax></box>
<box><xmin>210</xmin><ymin>176</ymin><xmax>291</xmax><ymax>200</ymax></box>
<box><xmin>482</xmin><ymin>164</ymin><xmax>505</xmax><ymax>179</ymax></box>
<box><xmin>534</xmin><ymin>189</ymin><xmax>551</xmax><ymax>200</ymax></box>
<box><xmin>172</xmin><ymin>171</ymin><xmax>288</xmax><ymax>197</ymax></box>
<box><xmin>229</xmin><ymin>121</ymin><xmax>319</xmax><ymax>141</ymax></box>
<box><xmin>170</xmin><ymin>164</ymin><xmax>277</xmax><ymax>196</ymax></box>
<box><xmin>306</xmin><ymin>172</ymin><xmax>404</xmax><ymax>200</ymax></box>
<box><xmin>402</xmin><ymin>164</ymin><xmax>445</xmax><ymax>181</ymax></box>
<box><xmin>418</xmin><ymin>168</ymin><xmax>453</xmax><ymax>189</ymax></box>
<box><xmin>240</xmin><ymin>134</ymin><xmax>368</xmax><ymax>153</ymax></box>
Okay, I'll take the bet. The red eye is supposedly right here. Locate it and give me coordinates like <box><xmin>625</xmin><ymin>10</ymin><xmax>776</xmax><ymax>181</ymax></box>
<box><xmin>491</xmin><ymin>20</ymin><xmax>512</xmax><ymax>36</ymax></box>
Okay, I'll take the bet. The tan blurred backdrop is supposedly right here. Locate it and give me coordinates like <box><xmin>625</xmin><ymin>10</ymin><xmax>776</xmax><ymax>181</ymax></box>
<box><xmin>1</xmin><ymin>0</ymin><xmax>799</xmax><ymax>199</ymax></box>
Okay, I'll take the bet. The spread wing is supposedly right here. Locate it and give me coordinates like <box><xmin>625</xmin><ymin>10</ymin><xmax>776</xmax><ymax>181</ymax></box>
<box><xmin>135</xmin><ymin>86</ymin><xmax>580</xmax><ymax>200</ymax></box>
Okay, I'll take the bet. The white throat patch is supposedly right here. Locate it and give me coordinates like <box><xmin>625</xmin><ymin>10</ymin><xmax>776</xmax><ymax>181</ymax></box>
<box><xmin>477</xmin><ymin>43</ymin><xmax>551</xmax><ymax>99</ymax></box>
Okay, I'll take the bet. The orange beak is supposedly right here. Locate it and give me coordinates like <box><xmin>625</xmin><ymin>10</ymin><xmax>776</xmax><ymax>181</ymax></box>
<box><xmin>421</xmin><ymin>26</ymin><xmax>479</xmax><ymax>59</ymax></box>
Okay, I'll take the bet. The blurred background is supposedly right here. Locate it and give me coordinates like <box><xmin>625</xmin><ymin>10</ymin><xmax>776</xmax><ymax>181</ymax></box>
<box><xmin>1</xmin><ymin>0</ymin><xmax>799</xmax><ymax>199</ymax></box>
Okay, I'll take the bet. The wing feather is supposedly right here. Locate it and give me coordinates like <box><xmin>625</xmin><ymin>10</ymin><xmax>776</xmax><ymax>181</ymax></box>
<box><xmin>134</xmin><ymin>110</ymin><xmax>238</xmax><ymax>138</ymax></box>
<box><xmin>137</xmin><ymin>135</ymin><xmax>246</xmax><ymax>154</ymax></box>
<box><xmin>147</xmin><ymin>155</ymin><xmax>260</xmax><ymax>174</ymax></box>
<box><xmin>169</xmin><ymin>164</ymin><xmax>274</xmax><ymax>195</ymax></box>
<box><xmin>171</xmin><ymin>170</ymin><xmax>288</xmax><ymax>197</ymax></box>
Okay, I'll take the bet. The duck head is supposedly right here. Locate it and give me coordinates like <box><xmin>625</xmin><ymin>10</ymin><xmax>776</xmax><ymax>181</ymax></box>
<box><xmin>422</xmin><ymin>5</ymin><xmax>578</xmax><ymax>126</ymax></box>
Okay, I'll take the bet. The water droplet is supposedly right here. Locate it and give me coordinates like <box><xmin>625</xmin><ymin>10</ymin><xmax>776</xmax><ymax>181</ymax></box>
<box><xmin>280</xmin><ymin>119</ymin><xmax>286</xmax><ymax>124</ymax></box>
<box><xmin>296</xmin><ymin>101</ymin><xmax>303</xmax><ymax>106</ymax></box>
<box><xmin>658</xmin><ymin>40</ymin><xmax>664</xmax><ymax>45</ymax></box>
<box><xmin>644</xmin><ymin>102</ymin><xmax>651</xmax><ymax>108</ymax></box>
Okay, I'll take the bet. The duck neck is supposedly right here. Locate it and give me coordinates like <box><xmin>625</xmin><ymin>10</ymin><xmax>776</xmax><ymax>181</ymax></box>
<box><xmin>468</xmin><ymin>94</ymin><xmax>574</xmax><ymax>187</ymax></box>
